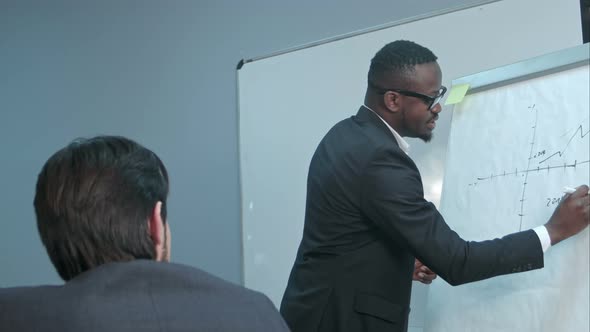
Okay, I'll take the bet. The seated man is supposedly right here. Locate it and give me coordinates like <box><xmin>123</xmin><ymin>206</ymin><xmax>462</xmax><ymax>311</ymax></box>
<box><xmin>0</xmin><ymin>135</ymin><xmax>289</xmax><ymax>332</ymax></box>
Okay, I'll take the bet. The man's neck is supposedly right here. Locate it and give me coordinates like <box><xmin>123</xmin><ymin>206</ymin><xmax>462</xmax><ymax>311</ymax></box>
<box><xmin>362</xmin><ymin>104</ymin><xmax>410</xmax><ymax>154</ymax></box>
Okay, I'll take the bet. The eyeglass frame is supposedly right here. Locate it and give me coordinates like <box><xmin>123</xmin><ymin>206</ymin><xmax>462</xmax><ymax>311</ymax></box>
<box><xmin>368</xmin><ymin>81</ymin><xmax>447</xmax><ymax>110</ymax></box>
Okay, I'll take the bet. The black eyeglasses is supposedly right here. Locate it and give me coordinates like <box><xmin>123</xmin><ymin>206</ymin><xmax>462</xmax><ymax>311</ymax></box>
<box><xmin>369</xmin><ymin>81</ymin><xmax>447</xmax><ymax>110</ymax></box>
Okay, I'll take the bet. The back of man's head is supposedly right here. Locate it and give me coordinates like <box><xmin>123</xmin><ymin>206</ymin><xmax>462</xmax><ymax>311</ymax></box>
<box><xmin>34</xmin><ymin>136</ymin><xmax>169</xmax><ymax>281</ymax></box>
<box><xmin>368</xmin><ymin>40</ymin><xmax>438</xmax><ymax>87</ymax></box>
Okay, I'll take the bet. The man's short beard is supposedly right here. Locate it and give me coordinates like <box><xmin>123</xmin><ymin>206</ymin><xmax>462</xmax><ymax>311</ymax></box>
<box><xmin>419</xmin><ymin>133</ymin><xmax>433</xmax><ymax>142</ymax></box>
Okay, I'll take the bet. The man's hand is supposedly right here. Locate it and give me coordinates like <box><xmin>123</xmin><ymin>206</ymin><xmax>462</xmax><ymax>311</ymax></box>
<box><xmin>545</xmin><ymin>184</ymin><xmax>590</xmax><ymax>246</ymax></box>
<box><xmin>413</xmin><ymin>259</ymin><xmax>437</xmax><ymax>284</ymax></box>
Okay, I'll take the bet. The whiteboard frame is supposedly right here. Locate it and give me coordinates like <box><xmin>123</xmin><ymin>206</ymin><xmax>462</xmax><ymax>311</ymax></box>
<box><xmin>236</xmin><ymin>0</ymin><xmax>584</xmax><ymax>321</ymax></box>
<box><xmin>235</xmin><ymin>0</ymin><xmax>502</xmax><ymax>287</ymax></box>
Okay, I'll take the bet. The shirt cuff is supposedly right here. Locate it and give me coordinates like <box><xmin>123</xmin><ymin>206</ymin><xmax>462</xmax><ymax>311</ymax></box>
<box><xmin>532</xmin><ymin>226</ymin><xmax>551</xmax><ymax>253</ymax></box>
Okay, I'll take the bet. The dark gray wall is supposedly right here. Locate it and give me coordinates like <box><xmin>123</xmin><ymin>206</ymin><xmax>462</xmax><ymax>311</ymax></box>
<box><xmin>0</xmin><ymin>0</ymin><xmax>475</xmax><ymax>286</ymax></box>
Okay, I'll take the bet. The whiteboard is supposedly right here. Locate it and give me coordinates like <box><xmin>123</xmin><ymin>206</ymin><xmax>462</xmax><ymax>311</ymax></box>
<box><xmin>425</xmin><ymin>44</ymin><xmax>590</xmax><ymax>332</ymax></box>
<box><xmin>237</xmin><ymin>0</ymin><xmax>582</xmax><ymax>329</ymax></box>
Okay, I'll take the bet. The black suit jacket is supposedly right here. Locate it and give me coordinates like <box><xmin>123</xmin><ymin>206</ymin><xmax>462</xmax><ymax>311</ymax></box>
<box><xmin>280</xmin><ymin>106</ymin><xmax>543</xmax><ymax>332</ymax></box>
<box><xmin>0</xmin><ymin>260</ymin><xmax>289</xmax><ymax>332</ymax></box>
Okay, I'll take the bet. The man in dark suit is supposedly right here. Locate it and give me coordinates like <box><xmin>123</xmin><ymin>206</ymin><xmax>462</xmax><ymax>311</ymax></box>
<box><xmin>280</xmin><ymin>40</ymin><xmax>590</xmax><ymax>332</ymax></box>
<box><xmin>0</xmin><ymin>136</ymin><xmax>289</xmax><ymax>332</ymax></box>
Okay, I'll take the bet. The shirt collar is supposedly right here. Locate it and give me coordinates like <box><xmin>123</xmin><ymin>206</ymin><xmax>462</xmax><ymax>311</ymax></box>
<box><xmin>363</xmin><ymin>104</ymin><xmax>410</xmax><ymax>155</ymax></box>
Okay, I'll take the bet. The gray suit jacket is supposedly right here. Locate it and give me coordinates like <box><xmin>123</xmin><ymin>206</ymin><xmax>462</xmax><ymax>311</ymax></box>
<box><xmin>280</xmin><ymin>106</ymin><xmax>543</xmax><ymax>332</ymax></box>
<box><xmin>0</xmin><ymin>260</ymin><xmax>289</xmax><ymax>332</ymax></box>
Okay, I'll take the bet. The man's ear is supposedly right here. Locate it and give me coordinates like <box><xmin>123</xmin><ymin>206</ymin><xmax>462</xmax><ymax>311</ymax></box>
<box><xmin>148</xmin><ymin>201</ymin><xmax>165</xmax><ymax>261</ymax></box>
<box><xmin>383</xmin><ymin>91</ymin><xmax>402</xmax><ymax>113</ymax></box>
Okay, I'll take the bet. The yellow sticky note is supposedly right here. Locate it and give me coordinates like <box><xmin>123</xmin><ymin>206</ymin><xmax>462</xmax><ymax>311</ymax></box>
<box><xmin>445</xmin><ymin>83</ymin><xmax>470</xmax><ymax>105</ymax></box>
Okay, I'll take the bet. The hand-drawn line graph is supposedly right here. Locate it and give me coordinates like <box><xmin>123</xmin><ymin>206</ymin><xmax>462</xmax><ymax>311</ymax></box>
<box><xmin>538</xmin><ymin>124</ymin><xmax>590</xmax><ymax>164</ymax></box>
<box><xmin>468</xmin><ymin>104</ymin><xmax>590</xmax><ymax>230</ymax></box>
